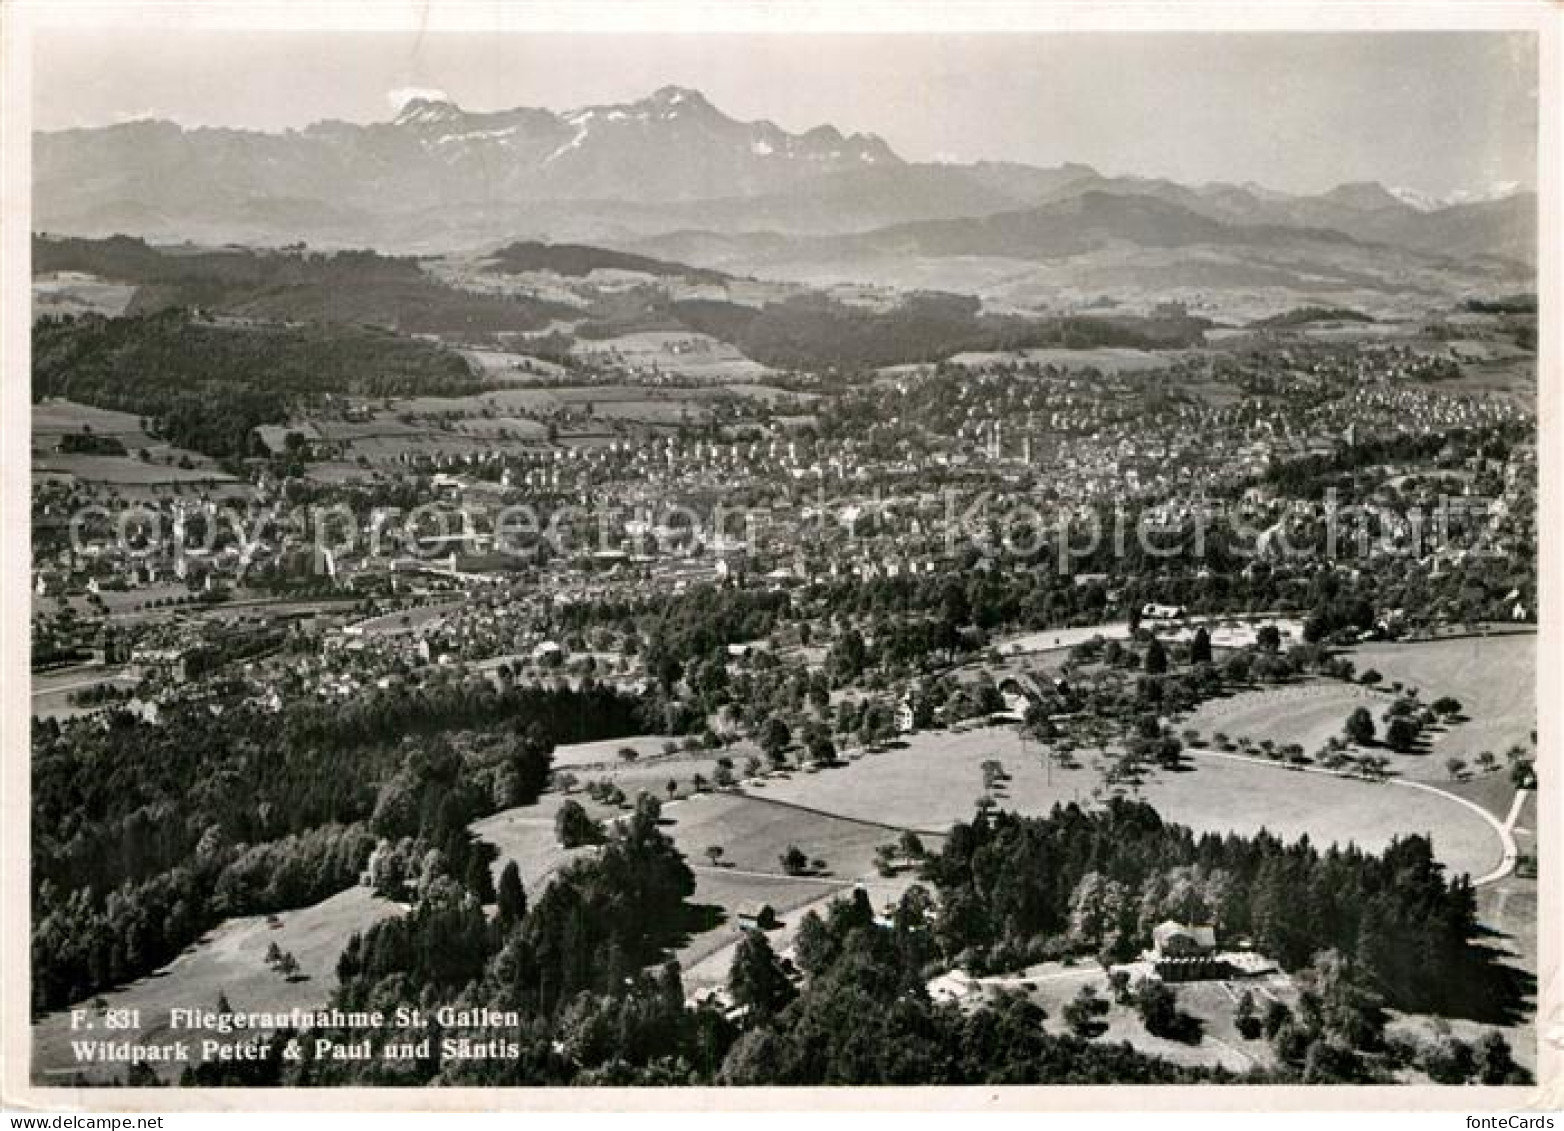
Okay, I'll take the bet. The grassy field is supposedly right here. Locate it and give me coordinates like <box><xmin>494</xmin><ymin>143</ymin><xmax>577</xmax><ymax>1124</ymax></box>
<box><xmin>301</xmin><ymin>461</ymin><xmax>385</xmax><ymax>485</ymax></box>
<box><xmin>945</xmin><ymin>347</ymin><xmax>1171</xmax><ymax>373</ymax></box>
<box><xmin>1183</xmin><ymin>681</ymin><xmax>1392</xmax><ymax>758</ymax></box>
<box><xmin>456</xmin><ymin>348</ymin><xmax>571</xmax><ymax>382</ymax></box>
<box><xmin>552</xmin><ymin>736</ymin><xmax>783</xmax><ymax>798</ymax></box>
<box><xmin>1442</xmin><ymin>769</ymin><xmax>1523</xmax><ymax>822</ymax></box>
<box><xmin>469</xmin><ymin>795</ymin><xmax>601</xmax><ymax>892</ymax></box>
<box><xmin>994</xmin><ymin>961</ymin><xmax>1290</xmax><ymax>1073</ymax></box>
<box><xmin>32</xmin><ymin>454</ymin><xmax>238</xmax><ymax>485</ymax></box>
<box><xmin>1348</xmin><ymin>635</ymin><xmax>1536</xmax><ymax>762</ymax></box>
<box><xmin>994</xmin><ymin>622</ymin><xmax>1131</xmax><ymax>656</ymax></box>
<box><xmin>447</xmin><ymin>416</ymin><xmax>550</xmax><ymax>440</ymax></box>
<box><xmin>30</xmin><ymin>665</ymin><xmax>140</xmax><ymax>721</ymax></box>
<box><xmin>746</xmin><ymin>725</ymin><xmax>1505</xmax><ymax>881</ymax></box>
<box><xmin>33</xmin><ymin>400</ymin><xmax>235</xmax><ymax>484</ymax></box>
<box><xmin>31</xmin><ymin>884</ymin><xmax>400</xmax><ymax>1084</ymax></box>
<box><xmin>994</xmin><ymin>615</ymin><xmax>1305</xmax><ymax>658</ymax></box>
<box><xmin>32</xmin><ymin>400</ymin><xmax>155</xmax><ymax>443</ymax></box>
<box><xmin>661</xmin><ymin>791</ymin><xmax>900</xmax><ymax>882</ymax></box>
<box><xmin>1181</xmin><ymin>634</ymin><xmax>1535</xmax><ymax>784</ymax></box>
<box><xmin>550</xmin><ymin>734</ymin><xmax>683</xmax><ymax>770</ymax></box>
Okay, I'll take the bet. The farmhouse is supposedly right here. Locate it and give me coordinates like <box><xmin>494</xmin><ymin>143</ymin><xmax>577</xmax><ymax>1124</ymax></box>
<box><xmin>1152</xmin><ymin>920</ymin><xmax>1216</xmax><ymax>958</ymax></box>
<box><xmin>1150</xmin><ymin>920</ymin><xmax>1235</xmax><ymax>983</ymax></box>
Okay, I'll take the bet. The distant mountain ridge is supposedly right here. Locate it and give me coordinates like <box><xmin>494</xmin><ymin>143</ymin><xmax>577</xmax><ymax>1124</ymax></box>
<box><xmin>34</xmin><ymin>86</ymin><xmax>1535</xmax><ymax>267</ymax></box>
<box><xmin>35</xmin><ymin>86</ymin><xmax>900</xmax><ymax>243</ymax></box>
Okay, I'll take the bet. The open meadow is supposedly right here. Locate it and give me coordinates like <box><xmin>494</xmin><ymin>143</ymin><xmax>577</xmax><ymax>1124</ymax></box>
<box><xmin>1348</xmin><ymin>634</ymin><xmax>1535</xmax><ymax>762</ymax></box>
<box><xmin>1182</xmin><ymin>681</ymin><xmax>1393</xmax><ymax>759</ymax></box>
<box><xmin>31</xmin><ymin>885</ymin><xmax>400</xmax><ymax>1084</ymax></box>
<box><xmin>746</xmin><ymin>724</ymin><xmax>1505</xmax><ymax>882</ymax></box>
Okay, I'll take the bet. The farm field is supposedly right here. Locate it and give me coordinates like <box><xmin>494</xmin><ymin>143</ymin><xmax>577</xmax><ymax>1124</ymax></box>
<box><xmin>717</xmin><ymin>383</ymin><xmax>819</xmax><ymax>407</ymax></box>
<box><xmin>32</xmin><ymin>399</ymin><xmax>155</xmax><ymax>442</ymax></box>
<box><xmin>745</xmin><ymin>725</ymin><xmax>1505</xmax><ymax>882</ymax></box>
<box><xmin>26</xmin><ymin>702</ymin><xmax>1522</xmax><ymax>1084</ymax></box>
<box><xmin>31</xmin><ymin>884</ymin><xmax>400</xmax><ymax>1084</ymax></box>
<box><xmin>447</xmin><ymin>416</ymin><xmax>550</xmax><ymax>440</ymax></box>
<box><xmin>572</xmin><ymin>330</ymin><xmax>777</xmax><ymax>382</ymax></box>
<box><xmin>31</xmin><ymin>454</ymin><xmax>238</xmax><ymax>485</ymax></box>
<box><xmin>456</xmin><ymin>348</ymin><xmax>570</xmax><ymax>381</ymax></box>
<box><xmin>388</xmin><ymin>388</ymin><xmax>563</xmax><ymax>417</ymax></box>
<box><xmin>26</xmin><ymin>641</ymin><xmax>1530</xmax><ymax>1083</ymax></box>
<box><xmin>33</xmin><ymin>399</ymin><xmax>235</xmax><ymax>483</ymax></box>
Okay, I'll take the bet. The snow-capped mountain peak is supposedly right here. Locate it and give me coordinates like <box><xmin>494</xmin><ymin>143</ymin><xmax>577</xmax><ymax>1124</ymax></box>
<box><xmin>393</xmin><ymin>96</ymin><xmax>468</xmax><ymax>128</ymax></box>
<box><xmin>1390</xmin><ymin>181</ymin><xmax>1526</xmax><ymax>211</ymax></box>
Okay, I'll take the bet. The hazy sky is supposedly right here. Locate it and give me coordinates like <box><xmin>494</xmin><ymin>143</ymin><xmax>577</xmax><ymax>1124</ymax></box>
<box><xmin>32</xmin><ymin>30</ymin><xmax>1538</xmax><ymax>196</ymax></box>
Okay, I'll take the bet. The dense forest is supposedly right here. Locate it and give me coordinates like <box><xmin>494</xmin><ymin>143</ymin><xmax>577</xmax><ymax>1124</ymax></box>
<box><xmin>179</xmin><ymin>796</ymin><xmax>1236</xmax><ymax>1087</ymax></box>
<box><xmin>669</xmin><ymin>292</ymin><xmax>1210</xmax><ymax>370</ymax></box>
<box><xmin>925</xmin><ymin>800</ymin><xmax>1513</xmax><ymax>1021</ymax></box>
<box><xmin>31</xmin><ymin>678</ymin><xmax>657</xmax><ymax>1012</ymax></box>
<box><xmin>1254</xmin><ymin>306</ymin><xmax>1374</xmax><ymax>328</ymax></box>
<box><xmin>485</xmin><ymin>240</ymin><xmax>728</xmax><ymax>283</ymax></box>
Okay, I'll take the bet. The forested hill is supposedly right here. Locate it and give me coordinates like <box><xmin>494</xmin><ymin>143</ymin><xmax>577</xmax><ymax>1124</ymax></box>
<box><xmin>665</xmin><ymin>293</ymin><xmax>1211</xmax><ymax>370</ymax></box>
<box><xmin>32</xmin><ymin>311</ymin><xmax>483</xmax><ymax>459</ymax></box>
<box><xmin>31</xmin><ymin>678</ymin><xmax>657</xmax><ymax>1015</ymax></box>
<box><xmin>33</xmin><ymin>235</ymin><xmax>574</xmax><ymax>335</ymax></box>
<box><xmin>485</xmin><ymin>239</ymin><xmax>728</xmax><ymax>283</ymax></box>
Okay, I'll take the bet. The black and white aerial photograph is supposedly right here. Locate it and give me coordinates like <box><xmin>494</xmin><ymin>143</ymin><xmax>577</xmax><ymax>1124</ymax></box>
<box><xmin>2</xmin><ymin>0</ymin><xmax>1558</xmax><ymax>1113</ymax></box>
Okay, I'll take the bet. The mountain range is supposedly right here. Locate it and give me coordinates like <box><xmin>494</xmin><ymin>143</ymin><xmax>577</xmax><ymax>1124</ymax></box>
<box><xmin>34</xmin><ymin>86</ymin><xmax>1536</xmax><ymax>284</ymax></box>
